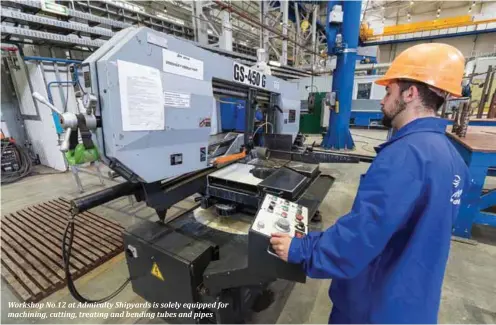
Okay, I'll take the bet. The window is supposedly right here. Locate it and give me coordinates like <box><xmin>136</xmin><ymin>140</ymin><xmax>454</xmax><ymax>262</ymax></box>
<box><xmin>357</xmin><ymin>82</ymin><xmax>372</xmax><ymax>99</ymax></box>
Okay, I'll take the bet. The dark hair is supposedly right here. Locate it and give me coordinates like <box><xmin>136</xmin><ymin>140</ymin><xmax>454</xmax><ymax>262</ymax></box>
<box><xmin>397</xmin><ymin>80</ymin><xmax>445</xmax><ymax>111</ymax></box>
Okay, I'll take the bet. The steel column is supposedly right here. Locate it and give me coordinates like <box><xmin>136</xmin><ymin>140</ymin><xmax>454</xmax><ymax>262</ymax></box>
<box><xmin>193</xmin><ymin>1</ymin><xmax>209</xmax><ymax>45</ymax></box>
<box><xmin>311</xmin><ymin>5</ymin><xmax>318</xmax><ymax>68</ymax></box>
<box><xmin>261</xmin><ymin>0</ymin><xmax>269</xmax><ymax>53</ymax></box>
<box><xmin>322</xmin><ymin>0</ymin><xmax>361</xmax><ymax>150</ymax></box>
<box><xmin>280</xmin><ymin>0</ymin><xmax>288</xmax><ymax>65</ymax></box>
<box><xmin>220</xmin><ymin>10</ymin><xmax>233</xmax><ymax>51</ymax></box>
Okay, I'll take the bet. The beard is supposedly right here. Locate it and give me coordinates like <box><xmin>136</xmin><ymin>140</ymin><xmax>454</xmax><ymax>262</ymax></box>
<box><xmin>382</xmin><ymin>98</ymin><xmax>407</xmax><ymax>129</ymax></box>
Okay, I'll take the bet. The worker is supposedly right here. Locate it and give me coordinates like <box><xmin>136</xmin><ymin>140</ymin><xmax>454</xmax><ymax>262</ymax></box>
<box><xmin>270</xmin><ymin>43</ymin><xmax>471</xmax><ymax>324</ymax></box>
<box><xmin>461</xmin><ymin>79</ymin><xmax>472</xmax><ymax>98</ymax></box>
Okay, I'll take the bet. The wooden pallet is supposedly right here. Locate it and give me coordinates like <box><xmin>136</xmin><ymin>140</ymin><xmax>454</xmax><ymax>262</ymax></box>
<box><xmin>1</xmin><ymin>197</ymin><xmax>124</xmax><ymax>303</ymax></box>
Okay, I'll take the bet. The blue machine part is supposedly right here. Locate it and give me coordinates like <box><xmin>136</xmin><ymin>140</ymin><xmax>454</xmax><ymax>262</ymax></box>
<box><xmin>350</xmin><ymin>111</ymin><xmax>384</xmax><ymax>127</ymax></box>
<box><xmin>349</xmin><ymin>111</ymin><xmax>496</xmax><ymax>128</ymax></box>
<box><xmin>220</xmin><ymin>97</ymin><xmax>246</xmax><ymax>132</ymax></box>
<box><xmin>322</xmin><ymin>0</ymin><xmax>361</xmax><ymax>150</ymax></box>
<box><xmin>255</xmin><ymin>109</ymin><xmax>264</xmax><ymax>122</ymax></box>
<box><xmin>446</xmin><ymin>119</ymin><xmax>496</xmax><ymax>127</ymax></box>
<box><xmin>449</xmin><ymin>137</ymin><xmax>496</xmax><ymax>238</ymax></box>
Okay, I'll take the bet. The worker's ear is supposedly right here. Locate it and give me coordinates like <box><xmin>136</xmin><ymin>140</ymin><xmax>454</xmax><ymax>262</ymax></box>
<box><xmin>401</xmin><ymin>84</ymin><xmax>418</xmax><ymax>104</ymax></box>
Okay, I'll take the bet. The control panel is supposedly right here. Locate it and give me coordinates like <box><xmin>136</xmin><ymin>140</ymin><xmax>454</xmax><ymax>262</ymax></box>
<box><xmin>247</xmin><ymin>194</ymin><xmax>308</xmax><ymax>283</ymax></box>
<box><xmin>251</xmin><ymin>194</ymin><xmax>308</xmax><ymax>239</ymax></box>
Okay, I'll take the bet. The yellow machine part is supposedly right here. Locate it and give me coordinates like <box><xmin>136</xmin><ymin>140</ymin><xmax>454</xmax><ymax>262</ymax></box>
<box><xmin>361</xmin><ymin>15</ymin><xmax>496</xmax><ymax>41</ymax></box>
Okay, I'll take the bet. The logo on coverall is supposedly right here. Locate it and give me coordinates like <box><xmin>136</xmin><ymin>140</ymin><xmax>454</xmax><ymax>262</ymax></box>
<box><xmin>450</xmin><ymin>175</ymin><xmax>463</xmax><ymax>205</ymax></box>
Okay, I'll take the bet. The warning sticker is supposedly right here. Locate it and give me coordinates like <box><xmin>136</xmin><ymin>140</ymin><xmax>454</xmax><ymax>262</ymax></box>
<box><xmin>164</xmin><ymin>91</ymin><xmax>190</xmax><ymax>108</ymax></box>
<box><xmin>199</xmin><ymin>117</ymin><xmax>211</xmax><ymax>128</ymax></box>
<box><xmin>151</xmin><ymin>262</ymin><xmax>164</xmax><ymax>281</ymax></box>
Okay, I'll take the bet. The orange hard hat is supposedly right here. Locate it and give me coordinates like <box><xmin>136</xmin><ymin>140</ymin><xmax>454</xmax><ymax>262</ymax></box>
<box><xmin>375</xmin><ymin>43</ymin><xmax>465</xmax><ymax>97</ymax></box>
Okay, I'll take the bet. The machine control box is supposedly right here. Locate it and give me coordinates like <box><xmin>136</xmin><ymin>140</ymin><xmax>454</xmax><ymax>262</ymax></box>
<box><xmin>247</xmin><ymin>194</ymin><xmax>308</xmax><ymax>283</ymax></box>
<box><xmin>251</xmin><ymin>194</ymin><xmax>309</xmax><ymax>241</ymax></box>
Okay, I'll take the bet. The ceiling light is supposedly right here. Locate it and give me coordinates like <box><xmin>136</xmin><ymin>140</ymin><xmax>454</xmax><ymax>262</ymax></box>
<box><xmin>468</xmin><ymin>7</ymin><xmax>472</xmax><ymax>13</ymax></box>
<box><xmin>472</xmin><ymin>1</ymin><xmax>476</xmax><ymax>6</ymax></box>
<box><xmin>410</xmin><ymin>1</ymin><xmax>414</xmax><ymax>5</ymax></box>
<box><xmin>436</xmin><ymin>13</ymin><xmax>440</xmax><ymax>18</ymax></box>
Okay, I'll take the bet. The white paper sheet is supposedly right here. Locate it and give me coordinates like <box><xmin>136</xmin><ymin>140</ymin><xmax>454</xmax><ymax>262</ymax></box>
<box><xmin>118</xmin><ymin>60</ymin><xmax>165</xmax><ymax>131</ymax></box>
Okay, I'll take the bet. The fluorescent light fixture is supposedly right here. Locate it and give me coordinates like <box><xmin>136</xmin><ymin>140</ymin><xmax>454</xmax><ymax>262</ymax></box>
<box><xmin>269</xmin><ymin>60</ymin><xmax>281</xmax><ymax>67</ymax></box>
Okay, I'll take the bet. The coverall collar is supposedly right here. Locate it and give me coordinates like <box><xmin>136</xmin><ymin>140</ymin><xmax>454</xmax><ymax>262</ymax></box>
<box><xmin>375</xmin><ymin>117</ymin><xmax>449</xmax><ymax>153</ymax></box>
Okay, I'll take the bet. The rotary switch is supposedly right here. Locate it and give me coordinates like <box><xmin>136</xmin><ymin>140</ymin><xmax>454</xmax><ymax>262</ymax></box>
<box><xmin>275</xmin><ymin>218</ymin><xmax>290</xmax><ymax>233</ymax></box>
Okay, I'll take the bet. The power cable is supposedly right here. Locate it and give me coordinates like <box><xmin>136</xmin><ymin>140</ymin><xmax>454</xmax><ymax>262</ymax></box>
<box><xmin>62</xmin><ymin>215</ymin><xmax>131</xmax><ymax>303</ymax></box>
<box><xmin>1</xmin><ymin>141</ymin><xmax>33</xmax><ymax>184</ymax></box>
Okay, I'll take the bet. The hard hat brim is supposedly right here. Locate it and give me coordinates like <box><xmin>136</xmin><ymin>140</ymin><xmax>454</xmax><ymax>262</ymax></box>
<box><xmin>374</xmin><ymin>76</ymin><xmax>462</xmax><ymax>97</ymax></box>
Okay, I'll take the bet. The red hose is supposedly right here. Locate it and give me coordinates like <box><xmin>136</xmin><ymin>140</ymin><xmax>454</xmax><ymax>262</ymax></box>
<box><xmin>1</xmin><ymin>46</ymin><xmax>18</xmax><ymax>52</ymax></box>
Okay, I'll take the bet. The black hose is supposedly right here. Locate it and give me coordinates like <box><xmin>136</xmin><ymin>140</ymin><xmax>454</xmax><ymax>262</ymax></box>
<box><xmin>1</xmin><ymin>141</ymin><xmax>33</xmax><ymax>184</ymax></box>
<box><xmin>62</xmin><ymin>216</ymin><xmax>130</xmax><ymax>303</ymax></box>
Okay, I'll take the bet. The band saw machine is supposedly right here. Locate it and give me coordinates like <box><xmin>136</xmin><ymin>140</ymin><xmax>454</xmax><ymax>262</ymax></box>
<box><xmin>33</xmin><ymin>26</ymin><xmax>368</xmax><ymax>323</ymax></box>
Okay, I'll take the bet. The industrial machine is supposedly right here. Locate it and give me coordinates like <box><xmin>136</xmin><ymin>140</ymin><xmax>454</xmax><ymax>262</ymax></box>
<box><xmin>33</xmin><ymin>26</ymin><xmax>369</xmax><ymax>323</ymax></box>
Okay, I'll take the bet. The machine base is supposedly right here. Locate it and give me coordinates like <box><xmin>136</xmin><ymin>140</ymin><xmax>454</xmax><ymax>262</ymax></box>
<box><xmin>123</xmin><ymin>208</ymin><xmax>317</xmax><ymax>324</ymax></box>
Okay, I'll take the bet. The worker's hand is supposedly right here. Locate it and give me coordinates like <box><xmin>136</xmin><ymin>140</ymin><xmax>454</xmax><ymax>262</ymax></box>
<box><xmin>270</xmin><ymin>233</ymin><xmax>292</xmax><ymax>262</ymax></box>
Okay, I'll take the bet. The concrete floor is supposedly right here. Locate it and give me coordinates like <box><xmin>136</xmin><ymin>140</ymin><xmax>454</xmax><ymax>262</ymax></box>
<box><xmin>1</xmin><ymin>129</ymin><xmax>496</xmax><ymax>324</ymax></box>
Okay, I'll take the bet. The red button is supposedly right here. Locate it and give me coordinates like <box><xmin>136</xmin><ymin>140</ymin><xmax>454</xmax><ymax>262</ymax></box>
<box><xmin>281</xmin><ymin>212</ymin><xmax>288</xmax><ymax>218</ymax></box>
<box><xmin>296</xmin><ymin>215</ymin><xmax>303</xmax><ymax>221</ymax></box>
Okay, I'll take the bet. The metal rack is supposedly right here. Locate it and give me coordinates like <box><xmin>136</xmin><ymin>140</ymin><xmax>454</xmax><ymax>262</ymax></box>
<box><xmin>0</xmin><ymin>0</ymin><xmax>311</xmax><ymax>80</ymax></box>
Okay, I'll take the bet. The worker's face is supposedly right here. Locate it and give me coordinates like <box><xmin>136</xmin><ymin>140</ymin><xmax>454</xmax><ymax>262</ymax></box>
<box><xmin>380</xmin><ymin>82</ymin><xmax>407</xmax><ymax>128</ymax></box>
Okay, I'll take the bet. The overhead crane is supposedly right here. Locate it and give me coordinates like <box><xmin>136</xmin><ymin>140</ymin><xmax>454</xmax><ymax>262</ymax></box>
<box><xmin>360</xmin><ymin>13</ymin><xmax>496</xmax><ymax>45</ymax></box>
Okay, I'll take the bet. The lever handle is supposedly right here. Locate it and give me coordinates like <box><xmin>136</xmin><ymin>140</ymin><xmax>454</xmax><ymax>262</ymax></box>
<box><xmin>32</xmin><ymin>92</ymin><xmax>63</xmax><ymax>115</ymax></box>
<box><xmin>60</xmin><ymin>127</ymin><xmax>72</xmax><ymax>152</ymax></box>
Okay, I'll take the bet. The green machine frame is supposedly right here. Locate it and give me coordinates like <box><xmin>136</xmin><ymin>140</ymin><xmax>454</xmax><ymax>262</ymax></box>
<box><xmin>300</xmin><ymin>92</ymin><xmax>327</xmax><ymax>134</ymax></box>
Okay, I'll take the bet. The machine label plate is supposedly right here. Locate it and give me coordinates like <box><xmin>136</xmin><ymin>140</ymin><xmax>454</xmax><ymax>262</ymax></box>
<box><xmin>233</xmin><ymin>62</ymin><xmax>267</xmax><ymax>89</ymax></box>
<box><xmin>163</xmin><ymin>91</ymin><xmax>190</xmax><ymax>108</ymax></box>
<box><xmin>163</xmin><ymin>49</ymin><xmax>204</xmax><ymax>80</ymax></box>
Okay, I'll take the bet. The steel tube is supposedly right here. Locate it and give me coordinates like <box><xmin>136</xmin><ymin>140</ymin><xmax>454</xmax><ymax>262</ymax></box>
<box><xmin>70</xmin><ymin>181</ymin><xmax>140</xmax><ymax>215</ymax></box>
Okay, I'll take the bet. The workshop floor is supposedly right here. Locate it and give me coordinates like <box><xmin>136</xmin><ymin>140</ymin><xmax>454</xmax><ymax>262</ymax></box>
<box><xmin>1</xmin><ymin>129</ymin><xmax>495</xmax><ymax>324</ymax></box>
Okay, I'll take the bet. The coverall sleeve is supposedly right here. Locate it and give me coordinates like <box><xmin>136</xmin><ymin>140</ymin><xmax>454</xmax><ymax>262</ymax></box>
<box><xmin>288</xmin><ymin>154</ymin><xmax>424</xmax><ymax>279</ymax></box>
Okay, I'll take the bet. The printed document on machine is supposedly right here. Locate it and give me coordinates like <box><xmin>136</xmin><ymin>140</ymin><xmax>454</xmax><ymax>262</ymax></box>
<box><xmin>117</xmin><ymin>60</ymin><xmax>165</xmax><ymax>131</ymax></box>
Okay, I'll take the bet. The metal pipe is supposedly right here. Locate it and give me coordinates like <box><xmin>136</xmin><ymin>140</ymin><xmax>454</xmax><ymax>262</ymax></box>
<box><xmin>355</xmin><ymin>62</ymin><xmax>391</xmax><ymax>71</ymax></box>
<box><xmin>477</xmin><ymin>65</ymin><xmax>493</xmax><ymax>118</ymax></box>
<box><xmin>23</xmin><ymin>56</ymin><xmax>82</xmax><ymax>64</ymax></box>
<box><xmin>70</xmin><ymin>181</ymin><xmax>140</xmax><ymax>215</ymax></box>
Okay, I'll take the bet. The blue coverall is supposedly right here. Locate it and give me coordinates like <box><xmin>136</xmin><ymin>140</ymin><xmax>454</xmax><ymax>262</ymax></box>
<box><xmin>288</xmin><ymin>117</ymin><xmax>471</xmax><ymax>323</ymax></box>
